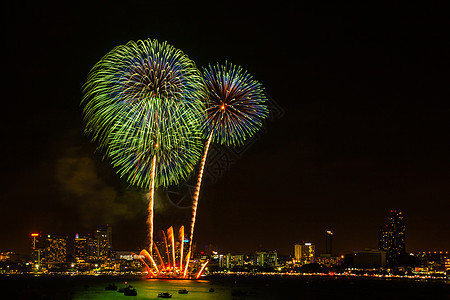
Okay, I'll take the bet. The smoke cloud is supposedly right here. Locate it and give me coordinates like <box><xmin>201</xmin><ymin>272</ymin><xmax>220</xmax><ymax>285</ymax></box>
<box><xmin>55</xmin><ymin>139</ymin><xmax>147</xmax><ymax>229</ymax></box>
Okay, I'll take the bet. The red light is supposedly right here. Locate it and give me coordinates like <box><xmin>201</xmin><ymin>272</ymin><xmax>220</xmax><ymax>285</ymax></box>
<box><xmin>31</xmin><ymin>233</ymin><xmax>39</xmax><ymax>237</ymax></box>
<box><xmin>200</xmin><ymin>251</ymin><xmax>204</xmax><ymax>255</ymax></box>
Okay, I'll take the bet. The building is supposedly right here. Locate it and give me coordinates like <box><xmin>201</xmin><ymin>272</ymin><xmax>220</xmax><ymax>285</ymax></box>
<box><xmin>74</xmin><ymin>234</ymin><xmax>89</xmax><ymax>262</ymax></box>
<box><xmin>74</xmin><ymin>226</ymin><xmax>112</xmax><ymax>262</ymax></box>
<box><xmin>219</xmin><ymin>253</ymin><xmax>244</xmax><ymax>269</ymax></box>
<box><xmin>115</xmin><ymin>251</ymin><xmax>143</xmax><ymax>261</ymax></box>
<box><xmin>353</xmin><ymin>249</ymin><xmax>386</xmax><ymax>268</ymax></box>
<box><xmin>315</xmin><ymin>254</ymin><xmax>342</xmax><ymax>267</ymax></box>
<box><xmin>416</xmin><ymin>251</ymin><xmax>450</xmax><ymax>272</ymax></box>
<box><xmin>255</xmin><ymin>250</ymin><xmax>277</xmax><ymax>267</ymax></box>
<box><xmin>378</xmin><ymin>210</ymin><xmax>406</xmax><ymax>265</ymax></box>
<box><xmin>45</xmin><ymin>235</ymin><xmax>67</xmax><ymax>264</ymax></box>
<box><xmin>0</xmin><ymin>252</ymin><xmax>15</xmax><ymax>261</ymax></box>
<box><xmin>326</xmin><ymin>231</ymin><xmax>333</xmax><ymax>256</ymax></box>
<box><xmin>30</xmin><ymin>232</ymin><xmax>67</xmax><ymax>268</ymax></box>
<box><xmin>95</xmin><ymin>226</ymin><xmax>112</xmax><ymax>260</ymax></box>
<box><xmin>87</xmin><ymin>236</ymin><xmax>99</xmax><ymax>261</ymax></box>
<box><xmin>114</xmin><ymin>251</ymin><xmax>144</xmax><ymax>272</ymax></box>
<box><xmin>31</xmin><ymin>233</ymin><xmax>45</xmax><ymax>267</ymax></box>
<box><xmin>294</xmin><ymin>243</ymin><xmax>315</xmax><ymax>264</ymax></box>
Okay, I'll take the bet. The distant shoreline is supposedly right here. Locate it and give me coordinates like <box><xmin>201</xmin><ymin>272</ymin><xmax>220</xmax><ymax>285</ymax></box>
<box><xmin>0</xmin><ymin>273</ymin><xmax>448</xmax><ymax>284</ymax></box>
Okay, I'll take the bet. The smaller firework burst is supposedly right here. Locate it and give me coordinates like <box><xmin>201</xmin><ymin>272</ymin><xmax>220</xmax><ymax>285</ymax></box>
<box><xmin>202</xmin><ymin>61</ymin><xmax>269</xmax><ymax>146</ymax></box>
<box><xmin>187</xmin><ymin>62</ymin><xmax>269</xmax><ymax>264</ymax></box>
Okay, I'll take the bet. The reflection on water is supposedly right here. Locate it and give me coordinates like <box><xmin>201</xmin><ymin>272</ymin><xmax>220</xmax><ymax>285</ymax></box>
<box><xmin>74</xmin><ymin>279</ymin><xmax>226</xmax><ymax>300</ymax></box>
<box><xmin>0</xmin><ymin>275</ymin><xmax>448</xmax><ymax>299</ymax></box>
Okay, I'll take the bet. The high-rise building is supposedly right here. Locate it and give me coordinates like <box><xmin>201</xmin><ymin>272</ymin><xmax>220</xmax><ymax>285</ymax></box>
<box><xmin>31</xmin><ymin>233</ymin><xmax>44</xmax><ymax>267</ymax></box>
<box><xmin>325</xmin><ymin>230</ymin><xmax>333</xmax><ymax>256</ymax></box>
<box><xmin>294</xmin><ymin>243</ymin><xmax>315</xmax><ymax>264</ymax></box>
<box><xmin>255</xmin><ymin>250</ymin><xmax>277</xmax><ymax>267</ymax></box>
<box><xmin>74</xmin><ymin>234</ymin><xmax>89</xmax><ymax>262</ymax></box>
<box><xmin>219</xmin><ymin>253</ymin><xmax>244</xmax><ymax>269</ymax></box>
<box><xmin>74</xmin><ymin>226</ymin><xmax>112</xmax><ymax>262</ymax></box>
<box><xmin>45</xmin><ymin>235</ymin><xmax>67</xmax><ymax>264</ymax></box>
<box><xmin>95</xmin><ymin>226</ymin><xmax>112</xmax><ymax>260</ymax></box>
<box><xmin>87</xmin><ymin>237</ymin><xmax>99</xmax><ymax>261</ymax></box>
<box><xmin>378</xmin><ymin>210</ymin><xmax>406</xmax><ymax>265</ymax></box>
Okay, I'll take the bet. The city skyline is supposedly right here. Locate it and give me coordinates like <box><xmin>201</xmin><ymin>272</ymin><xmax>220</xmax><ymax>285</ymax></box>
<box><xmin>12</xmin><ymin>213</ymin><xmax>450</xmax><ymax>274</ymax></box>
<box><xmin>11</xmin><ymin>209</ymin><xmax>449</xmax><ymax>259</ymax></box>
<box><xmin>3</xmin><ymin>3</ymin><xmax>449</xmax><ymax>257</ymax></box>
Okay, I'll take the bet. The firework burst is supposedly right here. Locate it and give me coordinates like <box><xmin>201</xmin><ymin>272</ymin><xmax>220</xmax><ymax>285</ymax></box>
<box><xmin>202</xmin><ymin>62</ymin><xmax>269</xmax><ymax>146</ymax></box>
<box><xmin>186</xmin><ymin>62</ymin><xmax>269</xmax><ymax>270</ymax></box>
<box><xmin>82</xmin><ymin>39</ymin><xmax>206</xmax><ymax>252</ymax></box>
<box><xmin>82</xmin><ymin>39</ymin><xmax>206</xmax><ymax>188</ymax></box>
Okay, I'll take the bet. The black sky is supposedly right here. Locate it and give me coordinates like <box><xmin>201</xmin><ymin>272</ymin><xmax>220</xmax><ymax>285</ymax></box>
<box><xmin>2</xmin><ymin>2</ymin><xmax>449</xmax><ymax>256</ymax></box>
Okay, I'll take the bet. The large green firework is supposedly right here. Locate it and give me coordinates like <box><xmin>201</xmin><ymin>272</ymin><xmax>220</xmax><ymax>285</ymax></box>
<box><xmin>82</xmin><ymin>39</ymin><xmax>206</xmax><ymax>189</ymax></box>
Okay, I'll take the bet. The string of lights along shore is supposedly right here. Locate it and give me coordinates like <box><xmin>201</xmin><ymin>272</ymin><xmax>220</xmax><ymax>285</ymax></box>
<box><xmin>81</xmin><ymin>38</ymin><xmax>268</xmax><ymax>278</ymax></box>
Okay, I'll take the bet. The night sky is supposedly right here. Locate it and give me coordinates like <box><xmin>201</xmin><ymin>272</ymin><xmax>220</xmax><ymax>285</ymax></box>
<box><xmin>3</xmin><ymin>2</ymin><xmax>449</xmax><ymax>256</ymax></box>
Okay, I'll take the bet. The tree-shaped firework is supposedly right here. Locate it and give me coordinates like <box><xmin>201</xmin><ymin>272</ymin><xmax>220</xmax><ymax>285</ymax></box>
<box><xmin>185</xmin><ymin>62</ymin><xmax>269</xmax><ymax>275</ymax></box>
<box><xmin>82</xmin><ymin>39</ymin><xmax>206</xmax><ymax>252</ymax></box>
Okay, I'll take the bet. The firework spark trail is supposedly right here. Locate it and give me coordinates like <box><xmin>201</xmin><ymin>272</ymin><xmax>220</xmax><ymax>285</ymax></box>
<box><xmin>135</xmin><ymin>251</ymin><xmax>156</xmax><ymax>277</ymax></box>
<box><xmin>179</xmin><ymin>226</ymin><xmax>184</xmax><ymax>272</ymax></box>
<box><xmin>167</xmin><ymin>226</ymin><xmax>176</xmax><ymax>271</ymax></box>
<box><xmin>162</xmin><ymin>230</ymin><xmax>171</xmax><ymax>269</ymax></box>
<box><xmin>147</xmin><ymin>155</ymin><xmax>157</xmax><ymax>253</ymax></box>
<box><xmin>183</xmin><ymin>251</ymin><xmax>191</xmax><ymax>278</ymax></box>
<box><xmin>153</xmin><ymin>242</ymin><xmax>166</xmax><ymax>272</ymax></box>
<box><xmin>196</xmin><ymin>260</ymin><xmax>209</xmax><ymax>279</ymax></box>
<box><xmin>140</xmin><ymin>249</ymin><xmax>160</xmax><ymax>275</ymax></box>
<box><xmin>187</xmin><ymin>131</ymin><xmax>213</xmax><ymax>263</ymax></box>
<box><xmin>137</xmin><ymin>227</ymin><xmax>190</xmax><ymax>277</ymax></box>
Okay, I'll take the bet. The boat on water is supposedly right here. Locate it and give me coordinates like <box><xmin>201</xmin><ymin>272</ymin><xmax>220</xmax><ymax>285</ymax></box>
<box><xmin>124</xmin><ymin>286</ymin><xmax>137</xmax><ymax>296</ymax></box>
<box><xmin>158</xmin><ymin>292</ymin><xmax>172</xmax><ymax>298</ymax></box>
<box><xmin>105</xmin><ymin>283</ymin><xmax>117</xmax><ymax>290</ymax></box>
<box><xmin>178</xmin><ymin>288</ymin><xmax>188</xmax><ymax>294</ymax></box>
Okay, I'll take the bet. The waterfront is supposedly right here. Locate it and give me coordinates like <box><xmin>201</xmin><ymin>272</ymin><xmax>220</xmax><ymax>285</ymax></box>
<box><xmin>0</xmin><ymin>275</ymin><xmax>448</xmax><ymax>299</ymax></box>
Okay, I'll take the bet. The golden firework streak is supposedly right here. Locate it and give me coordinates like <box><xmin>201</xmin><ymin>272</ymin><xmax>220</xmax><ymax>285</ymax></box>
<box><xmin>183</xmin><ymin>251</ymin><xmax>191</xmax><ymax>278</ymax></box>
<box><xmin>162</xmin><ymin>230</ymin><xmax>171</xmax><ymax>269</ymax></box>
<box><xmin>147</xmin><ymin>155</ymin><xmax>157</xmax><ymax>254</ymax></box>
<box><xmin>140</xmin><ymin>249</ymin><xmax>160</xmax><ymax>275</ymax></box>
<box><xmin>196</xmin><ymin>260</ymin><xmax>209</xmax><ymax>279</ymax></box>
<box><xmin>179</xmin><ymin>226</ymin><xmax>184</xmax><ymax>272</ymax></box>
<box><xmin>167</xmin><ymin>226</ymin><xmax>176</xmax><ymax>271</ymax></box>
<box><xmin>189</xmin><ymin>132</ymin><xmax>213</xmax><ymax>245</ymax></box>
<box><xmin>153</xmin><ymin>241</ymin><xmax>166</xmax><ymax>272</ymax></box>
<box><xmin>186</xmin><ymin>131</ymin><xmax>213</xmax><ymax>273</ymax></box>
